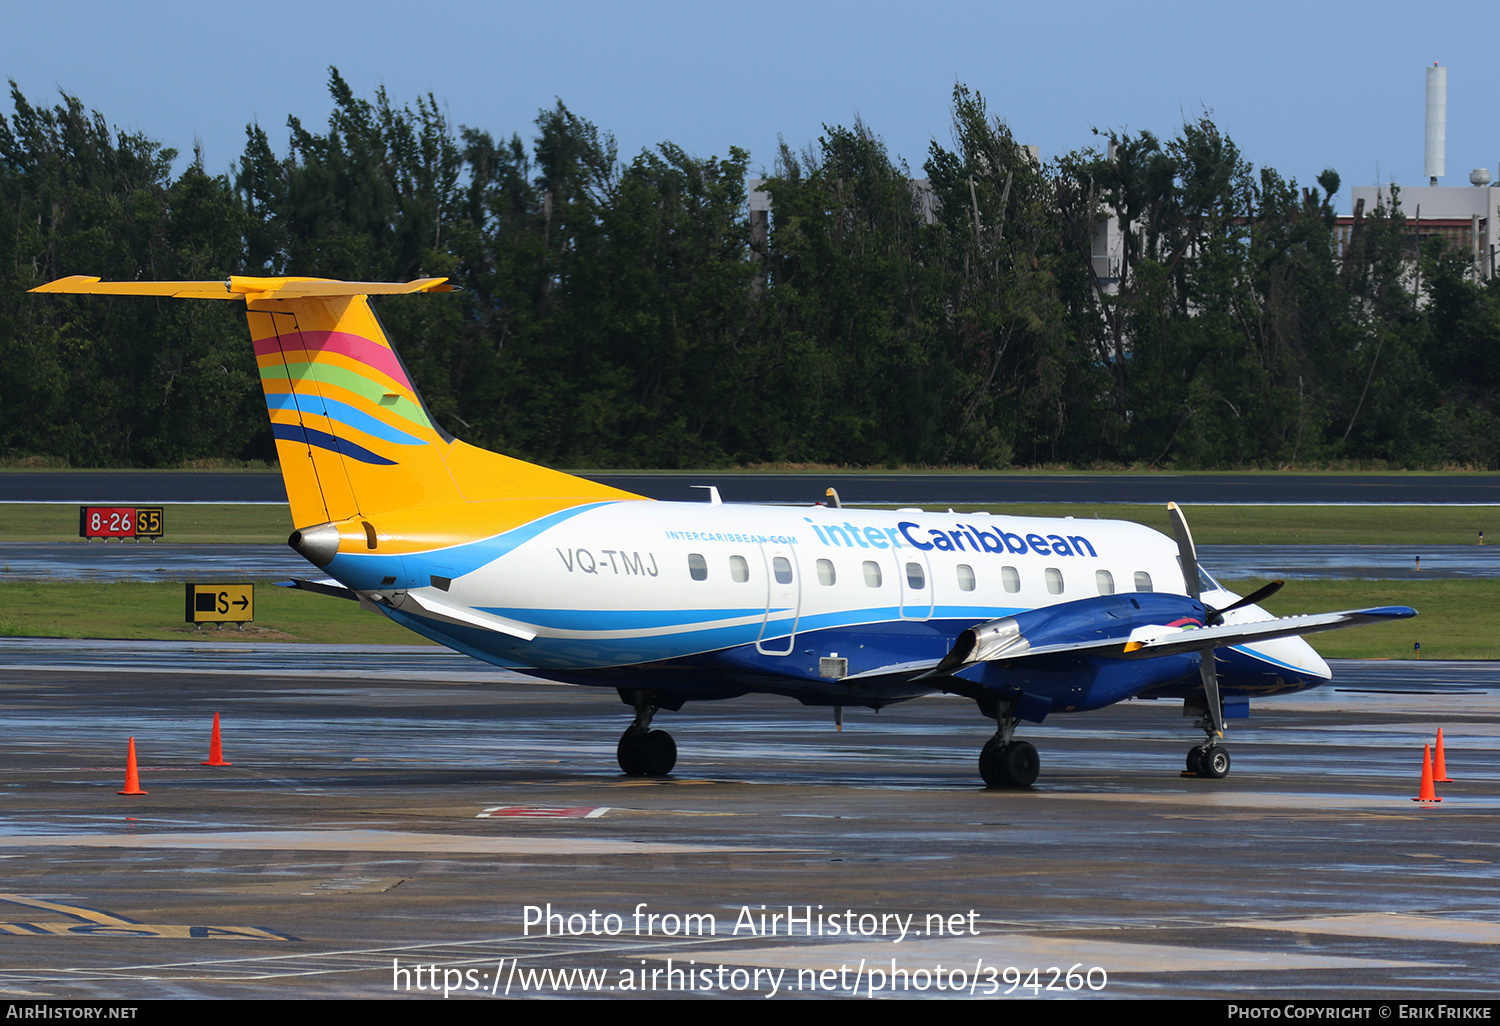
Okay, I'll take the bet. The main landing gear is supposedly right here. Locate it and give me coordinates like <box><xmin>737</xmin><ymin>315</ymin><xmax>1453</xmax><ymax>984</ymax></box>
<box><xmin>977</xmin><ymin>709</ymin><xmax>1039</xmax><ymax>788</ymax></box>
<box><xmin>616</xmin><ymin>689</ymin><xmax>677</xmax><ymax>777</ymax></box>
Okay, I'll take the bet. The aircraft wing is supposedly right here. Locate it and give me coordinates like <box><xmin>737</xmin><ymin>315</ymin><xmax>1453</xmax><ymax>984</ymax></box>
<box><xmin>1117</xmin><ymin>606</ymin><xmax>1416</xmax><ymax>658</ymax></box>
<box><xmin>996</xmin><ymin>605</ymin><xmax>1417</xmax><ymax>663</ymax></box>
<box><xmin>924</xmin><ymin>603</ymin><xmax>1416</xmax><ymax>678</ymax></box>
<box><xmin>280</xmin><ymin>577</ymin><xmax>537</xmax><ymax>641</ymax></box>
<box><xmin>843</xmin><ymin>659</ymin><xmax>944</xmax><ymax>681</ymax></box>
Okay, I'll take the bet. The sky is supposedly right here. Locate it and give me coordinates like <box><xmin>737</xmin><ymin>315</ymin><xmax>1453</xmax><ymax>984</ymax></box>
<box><xmin>4</xmin><ymin>1</ymin><xmax>1497</xmax><ymax>214</ymax></box>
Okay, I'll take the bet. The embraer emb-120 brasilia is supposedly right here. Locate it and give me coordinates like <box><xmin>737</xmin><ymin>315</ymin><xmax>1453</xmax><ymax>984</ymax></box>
<box><xmin>33</xmin><ymin>274</ymin><xmax>1417</xmax><ymax>786</ymax></box>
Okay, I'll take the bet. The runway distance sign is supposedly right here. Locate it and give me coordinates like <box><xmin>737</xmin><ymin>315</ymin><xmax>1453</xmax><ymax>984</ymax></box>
<box><xmin>79</xmin><ymin>506</ymin><xmax>164</xmax><ymax>539</ymax></box>
<box><xmin>184</xmin><ymin>583</ymin><xmax>254</xmax><ymax>624</ymax></box>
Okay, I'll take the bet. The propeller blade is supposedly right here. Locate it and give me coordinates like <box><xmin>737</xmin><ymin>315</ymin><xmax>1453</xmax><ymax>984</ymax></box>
<box><xmin>1215</xmin><ymin>579</ymin><xmax>1285</xmax><ymax>618</ymax></box>
<box><xmin>1167</xmin><ymin>502</ymin><xmax>1200</xmax><ymax>600</ymax></box>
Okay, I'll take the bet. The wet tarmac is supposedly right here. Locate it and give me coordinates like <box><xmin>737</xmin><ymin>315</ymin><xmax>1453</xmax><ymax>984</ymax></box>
<box><xmin>0</xmin><ymin>638</ymin><xmax>1495</xmax><ymax>1000</ymax></box>
<box><xmin>0</xmin><ymin>543</ymin><xmax>310</xmax><ymax>582</ymax></box>
<box><xmin>1202</xmin><ymin>544</ymin><xmax>1500</xmax><ymax>580</ymax></box>
<box><xmin>4</xmin><ymin>541</ymin><xmax>1498</xmax><ymax>582</ymax></box>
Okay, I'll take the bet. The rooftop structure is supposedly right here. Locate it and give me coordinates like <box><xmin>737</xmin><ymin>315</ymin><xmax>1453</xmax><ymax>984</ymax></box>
<box><xmin>1337</xmin><ymin>179</ymin><xmax>1498</xmax><ymax>280</ymax></box>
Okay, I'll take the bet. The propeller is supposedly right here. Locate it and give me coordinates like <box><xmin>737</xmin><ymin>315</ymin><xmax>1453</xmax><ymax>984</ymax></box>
<box><xmin>1212</xmin><ymin>579</ymin><xmax>1285</xmax><ymax>621</ymax></box>
<box><xmin>1167</xmin><ymin>502</ymin><xmax>1284</xmax><ymax>622</ymax></box>
<box><xmin>1168</xmin><ymin>501</ymin><xmax>1202</xmax><ymax>602</ymax></box>
<box><xmin>1168</xmin><ymin>502</ymin><xmax>1243</xmax><ymax>742</ymax></box>
<box><xmin>1165</xmin><ymin>503</ymin><xmax>1292</xmax><ymax>743</ymax></box>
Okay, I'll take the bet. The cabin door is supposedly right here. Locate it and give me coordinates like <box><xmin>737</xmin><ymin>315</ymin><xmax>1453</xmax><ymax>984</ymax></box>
<box><xmin>898</xmin><ymin>550</ymin><xmax>935</xmax><ymax>620</ymax></box>
<box><xmin>755</xmin><ymin>543</ymin><xmax>801</xmax><ymax>656</ymax></box>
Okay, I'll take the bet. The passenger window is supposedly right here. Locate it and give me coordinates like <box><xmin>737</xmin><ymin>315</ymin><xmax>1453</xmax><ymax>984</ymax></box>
<box><xmin>863</xmin><ymin>561</ymin><xmax>883</xmax><ymax>587</ymax></box>
<box><xmin>1001</xmin><ymin>566</ymin><xmax>1020</xmax><ymax>593</ymax></box>
<box><xmin>1045</xmin><ymin>568</ymin><xmax>1064</xmax><ymax>595</ymax></box>
<box><xmin>817</xmin><ymin>559</ymin><xmax>836</xmax><ymax>586</ymax></box>
<box><xmin>730</xmin><ymin>555</ymin><xmax>749</xmax><ymax>583</ymax></box>
<box><xmin>1096</xmin><ymin>569</ymin><xmax>1114</xmax><ymax>595</ymax></box>
<box><xmin>773</xmin><ymin>556</ymin><xmax>793</xmax><ymax>585</ymax></box>
<box><xmin>905</xmin><ymin>563</ymin><xmax>926</xmax><ymax>589</ymax></box>
<box><xmin>688</xmin><ymin>553</ymin><xmax>708</xmax><ymax>582</ymax></box>
<box><xmin>956</xmin><ymin>564</ymin><xmax>976</xmax><ymax>592</ymax></box>
<box><xmin>1134</xmin><ymin>571</ymin><xmax>1153</xmax><ymax>592</ymax></box>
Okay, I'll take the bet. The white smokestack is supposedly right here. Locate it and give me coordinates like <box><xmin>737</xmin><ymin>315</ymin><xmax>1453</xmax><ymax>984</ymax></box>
<box><xmin>1426</xmin><ymin>63</ymin><xmax>1447</xmax><ymax>185</ymax></box>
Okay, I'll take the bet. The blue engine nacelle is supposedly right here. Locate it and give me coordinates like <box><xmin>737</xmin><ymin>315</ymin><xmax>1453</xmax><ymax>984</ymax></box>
<box><xmin>943</xmin><ymin>593</ymin><xmax>1210</xmax><ymax>718</ymax></box>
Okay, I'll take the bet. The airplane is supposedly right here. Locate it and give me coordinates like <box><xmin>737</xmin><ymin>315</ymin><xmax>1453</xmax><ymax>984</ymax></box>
<box><xmin>31</xmin><ymin>274</ymin><xmax>1417</xmax><ymax>787</ymax></box>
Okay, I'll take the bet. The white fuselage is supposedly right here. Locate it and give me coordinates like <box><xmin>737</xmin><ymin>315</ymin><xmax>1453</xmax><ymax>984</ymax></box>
<box><xmin>372</xmin><ymin>501</ymin><xmax>1330</xmax><ymax>692</ymax></box>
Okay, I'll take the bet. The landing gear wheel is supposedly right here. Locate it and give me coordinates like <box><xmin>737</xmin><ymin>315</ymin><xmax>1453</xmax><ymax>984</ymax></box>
<box><xmin>979</xmin><ymin>738</ymin><xmax>1039</xmax><ymax>788</ymax></box>
<box><xmin>638</xmin><ymin>729</ymin><xmax>676</xmax><ymax>777</ymax></box>
<box><xmin>1197</xmin><ymin>746</ymin><xmax>1231</xmax><ymax>779</ymax></box>
<box><xmin>617</xmin><ymin>726</ymin><xmax>676</xmax><ymax>777</ymax></box>
<box><xmin>1000</xmin><ymin>741</ymin><xmax>1040</xmax><ymax>787</ymax></box>
<box><xmin>617</xmin><ymin>726</ymin><xmax>646</xmax><ymax>776</ymax></box>
<box><xmin>1186</xmin><ymin>745</ymin><xmax>1206</xmax><ymax>774</ymax></box>
<box><xmin>979</xmin><ymin>737</ymin><xmax>1006</xmax><ymax>787</ymax></box>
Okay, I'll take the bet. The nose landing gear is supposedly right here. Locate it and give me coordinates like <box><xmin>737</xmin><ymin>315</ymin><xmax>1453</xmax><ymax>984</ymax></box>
<box><xmin>1186</xmin><ymin>743</ymin><xmax>1231</xmax><ymax>779</ymax></box>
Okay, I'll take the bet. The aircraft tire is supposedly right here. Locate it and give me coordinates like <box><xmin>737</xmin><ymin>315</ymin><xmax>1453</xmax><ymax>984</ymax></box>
<box><xmin>617</xmin><ymin>727</ymin><xmax>647</xmax><ymax>776</ymax></box>
<box><xmin>1001</xmin><ymin>741</ymin><xmax>1040</xmax><ymax>788</ymax></box>
<box><xmin>638</xmin><ymin>729</ymin><xmax>677</xmax><ymax>777</ymax></box>
<box><xmin>1197</xmin><ymin>747</ymin><xmax>1231</xmax><ymax>779</ymax></box>
<box><xmin>1186</xmin><ymin>745</ymin><xmax>1206</xmax><ymax>774</ymax></box>
<box><xmin>978</xmin><ymin>737</ymin><xmax>1007</xmax><ymax>787</ymax></box>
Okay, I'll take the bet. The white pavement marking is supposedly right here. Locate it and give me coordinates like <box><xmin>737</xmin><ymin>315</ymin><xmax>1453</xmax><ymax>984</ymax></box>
<box><xmin>0</xmin><ymin>829</ymin><xmax>766</xmax><ymax>856</ymax></box>
<box><xmin>1031</xmin><ymin>791</ymin><xmax>1500</xmax><ymax>809</ymax></box>
<box><xmin>1233</xmin><ymin>913</ymin><xmax>1500</xmax><ymax>945</ymax></box>
<box><xmin>673</xmin><ymin>933</ymin><xmax>1433</xmax><ymax>974</ymax></box>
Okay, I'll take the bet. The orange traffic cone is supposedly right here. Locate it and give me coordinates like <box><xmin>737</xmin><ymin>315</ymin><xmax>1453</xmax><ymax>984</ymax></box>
<box><xmin>1412</xmin><ymin>744</ymin><xmax>1442</xmax><ymax>803</ymax></box>
<box><xmin>201</xmin><ymin>713</ymin><xmax>231</xmax><ymax>767</ymax></box>
<box><xmin>118</xmin><ymin>737</ymin><xmax>147</xmax><ymax>796</ymax></box>
<box><xmin>1433</xmin><ymin>728</ymin><xmax>1451</xmax><ymax>783</ymax></box>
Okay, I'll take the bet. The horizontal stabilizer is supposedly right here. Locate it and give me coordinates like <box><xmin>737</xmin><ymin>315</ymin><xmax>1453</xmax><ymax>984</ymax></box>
<box><xmin>30</xmin><ymin>275</ymin><xmax>452</xmax><ymax>300</ymax></box>
<box><xmin>278</xmin><ymin>578</ymin><xmax>359</xmax><ymax>601</ymax></box>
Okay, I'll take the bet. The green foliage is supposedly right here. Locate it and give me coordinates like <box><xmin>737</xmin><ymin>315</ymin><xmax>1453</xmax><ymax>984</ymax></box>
<box><xmin>0</xmin><ymin>84</ymin><xmax>260</xmax><ymax>466</ymax></box>
<box><xmin>3</xmin><ymin>74</ymin><xmax>1499</xmax><ymax>468</ymax></box>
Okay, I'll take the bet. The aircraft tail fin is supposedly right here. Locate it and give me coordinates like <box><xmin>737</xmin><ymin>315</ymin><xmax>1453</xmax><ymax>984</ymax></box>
<box><xmin>31</xmin><ymin>276</ymin><xmax>643</xmax><ymax>537</ymax></box>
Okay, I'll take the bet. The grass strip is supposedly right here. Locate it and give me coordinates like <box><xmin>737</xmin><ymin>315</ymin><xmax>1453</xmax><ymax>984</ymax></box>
<box><xmin>0</xmin><ymin>580</ymin><xmax>429</xmax><ymax>646</ymax></box>
<box><xmin>0</xmin><ymin>504</ymin><xmax>293</xmax><ymax>544</ymax></box>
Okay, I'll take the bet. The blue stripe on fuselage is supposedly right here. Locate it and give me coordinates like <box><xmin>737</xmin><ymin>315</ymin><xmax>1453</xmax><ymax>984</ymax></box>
<box><xmin>320</xmin><ymin>502</ymin><xmax>616</xmax><ymax>588</ymax></box>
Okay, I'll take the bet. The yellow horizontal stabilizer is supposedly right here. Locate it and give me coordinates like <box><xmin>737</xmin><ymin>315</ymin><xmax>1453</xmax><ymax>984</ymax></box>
<box><xmin>29</xmin><ymin>276</ymin><xmax>241</xmax><ymax>299</ymax></box>
<box><xmin>232</xmin><ymin>277</ymin><xmax>453</xmax><ymax>297</ymax></box>
<box><xmin>31</xmin><ymin>275</ymin><xmax>452</xmax><ymax>300</ymax></box>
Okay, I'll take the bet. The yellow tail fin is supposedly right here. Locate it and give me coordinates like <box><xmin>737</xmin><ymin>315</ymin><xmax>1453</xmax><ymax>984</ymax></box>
<box><xmin>32</xmin><ymin>276</ymin><xmax>643</xmax><ymax>543</ymax></box>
